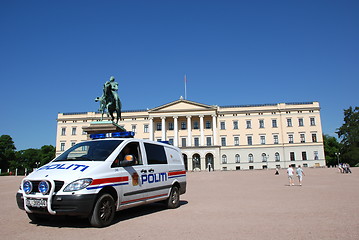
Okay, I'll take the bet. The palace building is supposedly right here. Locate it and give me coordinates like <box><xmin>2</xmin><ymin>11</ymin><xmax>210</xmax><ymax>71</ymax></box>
<box><xmin>56</xmin><ymin>99</ymin><xmax>325</xmax><ymax>171</ymax></box>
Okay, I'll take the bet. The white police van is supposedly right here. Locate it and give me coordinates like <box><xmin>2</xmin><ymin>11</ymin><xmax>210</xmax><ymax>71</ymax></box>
<box><xmin>16</xmin><ymin>131</ymin><xmax>186</xmax><ymax>227</ymax></box>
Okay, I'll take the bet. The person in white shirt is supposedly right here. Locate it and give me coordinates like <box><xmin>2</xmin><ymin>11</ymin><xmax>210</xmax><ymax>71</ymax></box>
<box><xmin>287</xmin><ymin>165</ymin><xmax>294</xmax><ymax>186</ymax></box>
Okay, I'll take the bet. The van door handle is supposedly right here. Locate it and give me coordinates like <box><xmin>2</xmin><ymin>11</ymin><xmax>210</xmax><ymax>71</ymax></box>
<box><xmin>141</xmin><ymin>169</ymin><xmax>147</xmax><ymax>173</ymax></box>
<box><xmin>149</xmin><ymin>169</ymin><xmax>154</xmax><ymax>173</ymax></box>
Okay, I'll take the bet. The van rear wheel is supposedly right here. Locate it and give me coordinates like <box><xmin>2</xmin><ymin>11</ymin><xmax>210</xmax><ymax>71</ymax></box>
<box><xmin>166</xmin><ymin>186</ymin><xmax>180</xmax><ymax>209</ymax></box>
<box><xmin>89</xmin><ymin>193</ymin><xmax>115</xmax><ymax>227</ymax></box>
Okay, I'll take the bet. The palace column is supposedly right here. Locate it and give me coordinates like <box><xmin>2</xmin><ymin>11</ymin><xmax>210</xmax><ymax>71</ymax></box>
<box><xmin>212</xmin><ymin>115</ymin><xmax>217</xmax><ymax>145</ymax></box>
<box><xmin>200</xmin><ymin>115</ymin><xmax>204</xmax><ymax>146</ymax></box>
<box><xmin>161</xmin><ymin>117</ymin><xmax>166</xmax><ymax>141</ymax></box>
<box><xmin>149</xmin><ymin>117</ymin><xmax>154</xmax><ymax>141</ymax></box>
<box><xmin>173</xmin><ymin>116</ymin><xmax>178</xmax><ymax>146</ymax></box>
<box><xmin>187</xmin><ymin>116</ymin><xmax>192</xmax><ymax>147</ymax></box>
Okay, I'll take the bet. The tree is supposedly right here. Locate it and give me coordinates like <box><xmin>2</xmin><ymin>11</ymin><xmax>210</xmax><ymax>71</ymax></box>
<box><xmin>13</xmin><ymin>145</ymin><xmax>55</xmax><ymax>172</ymax></box>
<box><xmin>39</xmin><ymin>145</ymin><xmax>55</xmax><ymax>165</ymax></box>
<box><xmin>336</xmin><ymin>106</ymin><xmax>359</xmax><ymax>166</ymax></box>
<box><xmin>0</xmin><ymin>135</ymin><xmax>16</xmax><ymax>172</ymax></box>
<box><xmin>323</xmin><ymin>134</ymin><xmax>341</xmax><ymax>167</ymax></box>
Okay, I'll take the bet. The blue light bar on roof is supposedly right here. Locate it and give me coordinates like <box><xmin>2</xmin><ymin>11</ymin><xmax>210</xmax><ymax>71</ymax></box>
<box><xmin>90</xmin><ymin>131</ymin><xmax>135</xmax><ymax>140</ymax></box>
<box><xmin>112</xmin><ymin>131</ymin><xmax>135</xmax><ymax>138</ymax></box>
<box><xmin>90</xmin><ymin>133</ymin><xmax>107</xmax><ymax>139</ymax></box>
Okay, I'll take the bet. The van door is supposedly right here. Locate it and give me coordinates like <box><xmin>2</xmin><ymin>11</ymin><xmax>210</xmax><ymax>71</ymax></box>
<box><xmin>111</xmin><ymin>141</ymin><xmax>148</xmax><ymax>208</ymax></box>
<box><xmin>141</xmin><ymin>142</ymin><xmax>170</xmax><ymax>202</ymax></box>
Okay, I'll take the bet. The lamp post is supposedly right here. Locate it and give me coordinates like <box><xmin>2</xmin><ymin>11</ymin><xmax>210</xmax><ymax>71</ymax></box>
<box><xmin>335</xmin><ymin>152</ymin><xmax>340</xmax><ymax>166</ymax></box>
<box><xmin>36</xmin><ymin>162</ymin><xmax>40</xmax><ymax>169</ymax></box>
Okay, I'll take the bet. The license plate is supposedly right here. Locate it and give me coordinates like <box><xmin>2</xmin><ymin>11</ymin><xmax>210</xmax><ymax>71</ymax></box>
<box><xmin>26</xmin><ymin>198</ymin><xmax>47</xmax><ymax>208</ymax></box>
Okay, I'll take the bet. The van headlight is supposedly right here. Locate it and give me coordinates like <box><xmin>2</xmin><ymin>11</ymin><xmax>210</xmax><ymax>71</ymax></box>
<box><xmin>38</xmin><ymin>181</ymin><xmax>50</xmax><ymax>194</ymax></box>
<box><xmin>23</xmin><ymin>180</ymin><xmax>33</xmax><ymax>194</ymax></box>
<box><xmin>64</xmin><ymin>178</ymin><xmax>92</xmax><ymax>192</ymax></box>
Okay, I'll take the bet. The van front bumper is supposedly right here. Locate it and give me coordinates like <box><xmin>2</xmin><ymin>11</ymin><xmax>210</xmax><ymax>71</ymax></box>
<box><xmin>16</xmin><ymin>192</ymin><xmax>97</xmax><ymax>217</ymax></box>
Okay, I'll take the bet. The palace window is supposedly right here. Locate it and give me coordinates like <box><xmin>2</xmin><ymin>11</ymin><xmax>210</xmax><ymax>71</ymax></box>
<box><xmin>246</xmin><ymin>120</ymin><xmax>251</xmax><ymax>129</ymax></box>
<box><xmin>248</xmin><ymin>154</ymin><xmax>254</xmax><ymax>163</ymax></box>
<box><xmin>61</xmin><ymin>127</ymin><xmax>66</xmax><ymax>136</ymax></box>
<box><xmin>220</xmin><ymin>121</ymin><xmax>226</xmax><ymax>130</ymax></box>
<box><xmin>275</xmin><ymin>152</ymin><xmax>280</xmax><ymax>161</ymax></box>
<box><xmin>233</xmin><ymin>121</ymin><xmax>238</xmax><ymax>129</ymax></box>
<box><xmin>260</xmin><ymin>136</ymin><xmax>266</xmax><ymax>145</ymax></box>
<box><xmin>144</xmin><ymin>124</ymin><xmax>149</xmax><ymax>133</ymax></box>
<box><xmin>247</xmin><ymin>136</ymin><xmax>253</xmax><ymax>145</ymax></box>
<box><xmin>262</xmin><ymin>153</ymin><xmax>267</xmax><ymax>162</ymax></box>
<box><xmin>298</xmin><ymin>118</ymin><xmax>304</xmax><ymax>127</ymax></box>
<box><xmin>60</xmin><ymin>142</ymin><xmax>65</xmax><ymax>151</ymax></box>
<box><xmin>181</xmin><ymin>138</ymin><xmax>186</xmax><ymax>147</ymax></box>
<box><xmin>205</xmin><ymin>121</ymin><xmax>211</xmax><ymax>129</ymax></box>
<box><xmin>193</xmin><ymin>121</ymin><xmax>199</xmax><ymax>129</ymax></box>
<box><xmin>168</xmin><ymin>122</ymin><xmax>174</xmax><ymax>130</ymax></box>
<box><xmin>206</xmin><ymin>137</ymin><xmax>212</xmax><ymax>146</ymax></box>
<box><xmin>235</xmin><ymin>154</ymin><xmax>240</xmax><ymax>163</ymax></box>
<box><xmin>302</xmin><ymin>151</ymin><xmax>307</xmax><ymax>160</ymax></box>
<box><xmin>157</xmin><ymin>123</ymin><xmax>162</xmax><ymax>131</ymax></box>
<box><xmin>234</xmin><ymin>136</ymin><xmax>239</xmax><ymax>146</ymax></box>
<box><xmin>312</xmin><ymin>133</ymin><xmax>317</xmax><ymax>142</ymax></box>
<box><xmin>300</xmin><ymin>133</ymin><xmax>305</xmax><ymax>143</ymax></box>
<box><xmin>272</xmin><ymin>119</ymin><xmax>277</xmax><ymax>128</ymax></box>
<box><xmin>288</xmin><ymin>134</ymin><xmax>294</xmax><ymax>144</ymax></box>
<box><xmin>290</xmin><ymin>152</ymin><xmax>295</xmax><ymax>161</ymax></box>
<box><xmin>71</xmin><ymin>127</ymin><xmax>77</xmax><ymax>135</ymax></box>
<box><xmin>273</xmin><ymin>135</ymin><xmax>279</xmax><ymax>144</ymax></box>
<box><xmin>259</xmin><ymin>119</ymin><xmax>264</xmax><ymax>128</ymax></box>
<box><xmin>194</xmin><ymin>137</ymin><xmax>199</xmax><ymax>147</ymax></box>
<box><xmin>221</xmin><ymin>137</ymin><xmax>227</xmax><ymax>146</ymax></box>
<box><xmin>287</xmin><ymin>118</ymin><xmax>292</xmax><ymax>127</ymax></box>
<box><xmin>181</xmin><ymin>122</ymin><xmax>186</xmax><ymax>130</ymax></box>
<box><xmin>310</xmin><ymin>117</ymin><xmax>316</xmax><ymax>126</ymax></box>
<box><xmin>222</xmin><ymin>155</ymin><xmax>227</xmax><ymax>164</ymax></box>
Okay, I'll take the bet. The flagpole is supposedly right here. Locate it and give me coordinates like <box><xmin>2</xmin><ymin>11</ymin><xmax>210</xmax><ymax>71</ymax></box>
<box><xmin>184</xmin><ymin>74</ymin><xmax>187</xmax><ymax>100</ymax></box>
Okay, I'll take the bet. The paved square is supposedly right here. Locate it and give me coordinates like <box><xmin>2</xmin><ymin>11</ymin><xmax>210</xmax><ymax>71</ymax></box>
<box><xmin>1</xmin><ymin>167</ymin><xmax>358</xmax><ymax>239</ymax></box>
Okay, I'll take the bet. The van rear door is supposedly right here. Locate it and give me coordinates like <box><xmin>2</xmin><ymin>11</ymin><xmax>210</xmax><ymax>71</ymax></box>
<box><xmin>141</xmin><ymin>142</ymin><xmax>171</xmax><ymax>202</ymax></box>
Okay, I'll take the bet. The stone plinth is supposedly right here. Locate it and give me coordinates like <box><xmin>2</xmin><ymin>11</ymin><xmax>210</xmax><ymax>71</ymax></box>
<box><xmin>82</xmin><ymin>121</ymin><xmax>126</xmax><ymax>136</ymax></box>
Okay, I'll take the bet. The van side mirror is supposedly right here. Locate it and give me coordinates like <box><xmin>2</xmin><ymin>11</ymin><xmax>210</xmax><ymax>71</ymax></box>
<box><xmin>120</xmin><ymin>155</ymin><xmax>135</xmax><ymax>167</ymax></box>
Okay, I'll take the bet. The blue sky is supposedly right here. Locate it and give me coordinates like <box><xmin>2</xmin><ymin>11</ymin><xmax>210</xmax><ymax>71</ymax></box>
<box><xmin>0</xmin><ymin>0</ymin><xmax>358</xmax><ymax>150</ymax></box>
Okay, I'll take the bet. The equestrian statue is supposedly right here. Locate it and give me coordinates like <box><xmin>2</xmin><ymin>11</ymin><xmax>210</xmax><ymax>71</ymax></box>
<box><xmin>95</xmin><ymin>76</ymin><xmax>122</xmax><ymax>123</ymax></box>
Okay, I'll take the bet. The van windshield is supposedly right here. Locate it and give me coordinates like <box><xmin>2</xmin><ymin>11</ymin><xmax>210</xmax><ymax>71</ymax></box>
<box><xmin>54</xmin><ymin>140</ymin><xmax>123</xmax><ymax>162</ymax></box>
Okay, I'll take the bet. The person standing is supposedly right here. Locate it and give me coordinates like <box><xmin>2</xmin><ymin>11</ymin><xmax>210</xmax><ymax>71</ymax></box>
<box><xmin>296</xmin><ymin>165</ymin><xmax>305</xmax><ymax>186</ymax></box>
<box><xmin>287</xmin><ymin>165</ymin><xmax>294</xmax><ymax>186</ymax></box>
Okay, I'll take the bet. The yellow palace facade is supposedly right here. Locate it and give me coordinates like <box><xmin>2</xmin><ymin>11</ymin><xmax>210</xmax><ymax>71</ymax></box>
<box><xmin>56</xmin><ymin>99</ymin><xmax>325</xmax><ymax>171</ymax></box>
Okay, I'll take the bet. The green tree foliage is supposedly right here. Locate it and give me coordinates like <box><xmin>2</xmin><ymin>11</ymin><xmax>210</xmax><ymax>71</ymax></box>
<box><xmin>0</xmin><ymin>134</ymin><xmax>55</xmax><ymax>174</ymax></box>
<box><xmin>336</xmin><ymin>106</ymin><xmax>359</xmax><ymax>166</ymax></box>
<box><xmin>323</xmin><ymin>134</ymin><xmax>341</xmax><ymax>167</ymax></box>
<box><xmin>0</xmin><ymin>135</ymin><xmax>16</xmax><ymax>172</ymax></box>
<box><xmin>13</xmin><ymin>145</ymin><xmax>55</xmax><ymax>171</ymax></box>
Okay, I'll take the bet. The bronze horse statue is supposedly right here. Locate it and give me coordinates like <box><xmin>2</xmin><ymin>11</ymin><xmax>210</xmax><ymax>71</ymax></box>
<box><xmin>95</xmin><ymin>77</ymin><xmax>122</xmax><ymax>123</ymax></box>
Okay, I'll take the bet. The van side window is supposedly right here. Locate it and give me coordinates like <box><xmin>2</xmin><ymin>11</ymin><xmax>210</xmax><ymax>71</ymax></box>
<box><xmin>112</xmin><ymin>142</ymin><xmax>142</xmax><ymax>168</ymax></box>
<box><xmin>144</xmin><ymin>143</ymin><xmax>167</xmax><ymax>165</ymax></box>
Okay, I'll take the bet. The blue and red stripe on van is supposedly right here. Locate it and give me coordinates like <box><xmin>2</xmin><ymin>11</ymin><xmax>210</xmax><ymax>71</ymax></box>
<box><xmin>87</xmin><ymin>176</ymin><xmax>129</xmax><ymax>190</ymax></box>
<box><xmin>168</xmin><ymin>170</ymin><xmax>186</xmax><ymax>179</ymax></box>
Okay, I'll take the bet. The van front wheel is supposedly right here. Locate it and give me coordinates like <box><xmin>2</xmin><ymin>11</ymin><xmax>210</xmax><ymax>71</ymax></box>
<box><xmin>89</xmin><ymin>193</ymin><xmax>115</xmax><ymax>227</ymax></box>
<box><xmin>166</xmin><ymin>186</ymin><xmax>180</xmax><ymax>209</ymax></box>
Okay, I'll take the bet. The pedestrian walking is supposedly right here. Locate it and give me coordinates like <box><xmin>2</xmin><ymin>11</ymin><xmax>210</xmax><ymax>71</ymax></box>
<box><xmin>207</xmin><ymin>162</ymin><xmax>212</xmax><ymax>172</ymax></box>
<box><xmin>275</xmin><ymin>167</ymin><xmax>279</xmax><ymax>175</ymax></box>
<box><xmin>296</xmin><ymin>165</ymin><xmax>305</xmax><ymax>186</ymax></box>
<box><xmin>287</xmin><ymin>165</ymin><xmax>294</xmax><ymax>186</ymax></box>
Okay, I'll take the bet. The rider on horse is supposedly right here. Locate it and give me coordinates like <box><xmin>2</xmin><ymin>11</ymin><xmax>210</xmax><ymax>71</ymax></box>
<box><xmin>95</xmin><ymin>76</ymin><xmax>122</xmax><ymax>123</ymax></box>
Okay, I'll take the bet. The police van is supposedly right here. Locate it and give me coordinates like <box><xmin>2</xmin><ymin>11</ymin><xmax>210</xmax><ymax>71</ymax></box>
<box><xmin>16</xmin><ymin>131</ymin><xmax>187</xmax><ymax>227</ymax></box>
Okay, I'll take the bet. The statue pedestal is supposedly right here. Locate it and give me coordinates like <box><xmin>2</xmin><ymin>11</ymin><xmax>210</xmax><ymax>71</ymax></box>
<box><xmin>82</xmin><ymin>121</ymin><xmax>126</xmax><ymax>137</ymax></box>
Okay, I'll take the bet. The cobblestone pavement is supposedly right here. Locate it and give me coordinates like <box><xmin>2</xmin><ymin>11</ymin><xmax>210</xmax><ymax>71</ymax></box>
<box><xmin>1</xmin><ymin>167</ymin><xmax>358</xmax><ymax>240</ymax></box>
